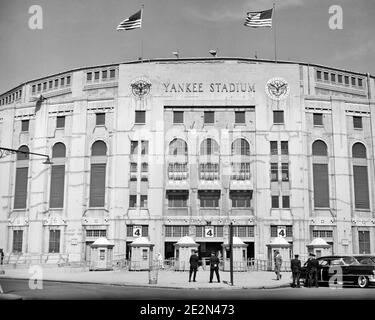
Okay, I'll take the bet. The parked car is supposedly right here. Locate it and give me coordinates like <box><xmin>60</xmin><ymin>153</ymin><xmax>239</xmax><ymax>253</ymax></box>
<box><xmin>299</xmin><ymin>255</ymin><xmax>375</xmax><ymax>288</ymax></box>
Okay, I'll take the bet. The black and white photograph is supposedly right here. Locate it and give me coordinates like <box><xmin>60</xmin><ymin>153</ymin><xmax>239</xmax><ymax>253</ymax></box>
<box><xmin>0</xmin><ymin>0</ymin><xmax>374</xmax><ymax>316</ymax></box>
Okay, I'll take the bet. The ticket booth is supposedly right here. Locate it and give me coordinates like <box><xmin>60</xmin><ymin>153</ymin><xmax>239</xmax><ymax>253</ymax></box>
<box><xmin>130</xmin><ymin>237</ymin><xmax>154</xmax><ymax>271</ymax></box>
<box><xmin>89</xmin><ymin>237</ymin><xmax>115</xmax><ymax>271</ymax></box>
<box><xmin>174</xmin><ymin>236</ymin><xmax>199</xmax><ymax>271</ymax></box>
<box><xmin>307</xmin><ymin>238</ymin><xmax>331</xmax><ymax>258</ymax></box>
<box><xmin>266</xmin><ymin>237</ymin><xmax>292</xmax><ymax>271</ymax></box>
<box><xmin>222</xmin><ymin>237</ymin><xmax>248</xmax><ymax>271</ymax></box>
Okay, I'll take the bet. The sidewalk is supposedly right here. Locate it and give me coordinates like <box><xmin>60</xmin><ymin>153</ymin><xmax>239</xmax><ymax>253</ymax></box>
<box><xmin>0</xmin><ymin>267</ymin><xmax>291</xmax><ymax>290</ymax></box>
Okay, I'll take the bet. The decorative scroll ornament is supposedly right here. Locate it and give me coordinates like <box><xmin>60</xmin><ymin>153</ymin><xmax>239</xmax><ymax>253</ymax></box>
<box><xmin>265</xmin><ymin>77</ymin><xmax>290</xmax><ymax>100</ymax></box>
<box><xmin>131</xmin><ymin>79</ymin><xmax>151</xmax><ymax>99</ymax></box>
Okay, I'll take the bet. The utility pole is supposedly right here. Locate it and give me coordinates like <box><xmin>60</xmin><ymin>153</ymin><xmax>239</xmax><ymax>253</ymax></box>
<box><xmin>229</xmin><ymin>222</ymin><xmax>234</xmax><ymax>286</ymax></box>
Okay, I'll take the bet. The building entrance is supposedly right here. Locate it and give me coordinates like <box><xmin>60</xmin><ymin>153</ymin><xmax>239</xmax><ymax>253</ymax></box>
<box><xmin>197</xmin><ymin>242</ymin><xmax>223</xmax><ymax>259</ymax></box>
<box><xmin>245</xmin><ymin>242</ymin><xmax>255</xmax><ymax>259</ymax></box>
<box><xmin>164</xmin><ymin>242</ymin><xmax>176</xmax><ymax>259</ymax></box>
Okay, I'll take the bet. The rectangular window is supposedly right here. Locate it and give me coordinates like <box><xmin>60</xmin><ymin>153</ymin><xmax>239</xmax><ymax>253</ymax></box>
<box><xmin>338</xmin><ymin>74</ymin><xmax>343</xmax><ymax>83</ymax></box>
<box><xmin>129</xmin><ymin>195</ymin><xmax>137</xmax><ymax>208</ymax></box>
<box><xmin>165</xmin><ymin>226</ymin><xmax>189</xmax><ymax>238</ymax></box>
<box><xmin>271</xmin><ymin>163</ymin><xmax>278</xmax><ymax>181</ymax></box>
<box><xmin>273</xmin><ymin>111</ymin><xmax>284</xmax><ymax>124</ymax></box>
<box><xmin>323</xmin><ymin>72</ymin><xmax>329</xmax><ymax>81</ymax></box>
<box><xmin>87</xmin><ymin>73</ymin><xmax>92</xmax><ymax>81</ymax></box>
<box><xmin>49</xmin><ymin>81</ymin><xmax>53</xmax><ymax>89</ymax></box>
<box><xmin>313</xmin><ymin>113</ymin><xmax>323</xmax><ymax>126</ymax></box>
<box><xmin>130</xmin><ymin>162</ymin><xmax>137</xmax><ymax>172</ymax></box>
<box><xmin>130</xmin><ymin>141</ymin><xmax>138</xmax><ymax>155</ymax></box>
<box><xmin>168</xmin><ymin>194</ymin><xmax>188</xmax><ymax>208</ymax></box>
<box><xmin>94</xmin><ymin>71</ymin><xmax>100</xmax><ymax>81</ymax></box>
<box><xmin>43</xmin><ymin>82</ymin><xmax>47</xmax><ymax>91</ymax></box>
<box><xmin>141</xmin><ymin>162</ymin><xmax>148</xmax><ymax>172</ymax></box>
<box><xmin>37</xmin><ymin>83</ymin><xmax>41</xmax><ymax>92</ymax></box>
<box><xmin>89</xmin><ymin>163</ymin><xmax>106</xmax><ymax>207</ymax></box>
<box><xmin>353</xmin><ymin>116</ymin><xmax>363</xmax><ymax>129</ymax></box>
<box><xmin>140</xmin><ymin>195</ymin><xmax>148</xmax><ymax>208</ymax></box>
<box><xmin>109</xmin><ymin>69</ymin><xmax>116</xmax><ymax>78</ymax></box>
<box><xmin>54</xmin><ymin>79</ymin><xmax>59</xmax><ymax>87</ymax></box>
<box><xmin>12</xmin><ymin>230</ymin><xmax>23</xmax><ymax>253</ymax></box>
<box><xmin>56</xmin><ymin>116</ymin><xmax>65</xmax><ymax>129</ymax></box>
<box><xmin>135</xmin><ymin>111</ymin><xmax>146</xmax><ymax>124</ymax></box>
<box><xmin>353</xmin><ymin>165</ymin><xmax>370</xmax><ymax>209</ymax></box>
<box><xmin>102</xmin><ymin>70</ymin><xmax>107</xmax><ymax>79</ymax></box>
<box><xmin>316</xmin><ymin>70</ymin><xmax>322</xmax><ymax>80</ymax></box>
<box><xmin>282</xmin><ymin>195</ymin><xmax>290</xmax><ymax>208</ymax></box>
<box><xmin>230</xmin><ymin>191</ymin><xmax>251</xmax><ymax>208</ymax></box>
<box><xmin>49</xmin><ymin>165</ymin><xmax>65</xmax><ymax>208</ymax></box>
<box><xmin>32</xmin><ymin>85</ymin><xmax>36</xmax><ymax>93</ymax></box>
<box><xmin>86</xmin><ymin>230</ymin><xmax>107</xmax><ymax>238</ymax></box>
<box><xmin>313</xmin><ymin>163</ymin><xmax>329</xmax><ymax>208</ymax></box>
<box><xmin>126</xmin><ymin>225</ymin><xmax>148</xmax><ymax>237</ymax></box>
<box><xmin>233</xmin><ymin>226</ymin><xmax>254</xmax><ymax>238</ymax></box>
<box><xmin>199</xmin><ymin>192</ymin><xmax>220</xmax><ymax>208</ymax></box>
<box><xmin>281</xmin><ymin>163</ymin><xmax>289</xmax><ymax>181</ymax></box>
<box><xmin>281</xmin><ymin>141</ymin><xmax>289</xmax><ymax>155</ymax></box>
<box><xmin>270</xmin><ymin>141</ymin><xmax>278</xmax><ymax>155</ymax></box>
<box><xmin>235</xmin><ymin>111</ymin><xmax>245</xmax><ymax>124</ymax></box>
<box><xmin>21</xmin><ymin>120</ymin><xmax>29</xmax><ymax>132</ymax></box>
<box><xmin>271</xmin><ymin>226</ymin><xmax>293</xmax><ymax>237</ymax></box>
<box><xmin>49</xmin><ymin>230</ymin><xmax>60</xmax><ymax>253</ymax></box>
<box><xmin>60</xmin><ymin>78</ymin><xmax>65</xmax><ymax>86</ymax></box>
<box><xmin>344</xmin><ymin>76</ymin><xmax>349</xmax><ymax>85</ymax></box>
<box><xmin>351</xmin><ymin>77</ymin><xmax>356</xmax><ymax>86</ymax></box>
<box><xmin>204</xmin><ymin>111</ymin><xmax>214</xmax><ymax>124</ymax></box>
<box><xmin>330</xmin><ymin>74</ymin><xmax>336</xmax><ymax>82</ymax></box>
<box><xmin>66</xmin><ymin>76</ymin><xmax>71</xmax><ymax>85</ymax></box>
<box><xmin>358</xmin><ymin>78</ymin><xmax>363</xmax><ymax>87</ymax></box>
<box><xmin>271</xmin><ymin>196</ymin><xmax>279</xmax><ymax>208</ymax></box>
<box><xmin>141</xmin><ymin>140</ymin><xmax>148</xmax><ymax>155</ymax></box>
<box><xmin>14</xmin><ymin>167</ymin><xmax>28</xmax><ymax>209</ymax></box>
<box><xmin>358</xmin><ymin>231</ymin><xmax>370</xmax><ymax>254</ymax></box>
<box><xmin>173</xmin><ymin>111</ymin><xmax>184</xmax><ymax>124</ymax></box>
<box><xmin>96</xmin><ymin>113</ymin><xmax>105</xmax><ymax>126</ymax></box>
<box><xmin>313</xmin><ymin>230</ymin><xmax>333</xmax><ymax>238</ymax></box>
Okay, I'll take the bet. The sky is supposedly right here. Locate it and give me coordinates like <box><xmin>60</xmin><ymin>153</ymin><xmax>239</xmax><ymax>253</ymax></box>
<box><xmin>0</xmin><ymin>0</ymin><xmax>374</xmax><ymax>94</ymax></box>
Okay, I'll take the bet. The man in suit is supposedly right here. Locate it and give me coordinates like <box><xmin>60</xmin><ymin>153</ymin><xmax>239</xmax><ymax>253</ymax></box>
<box><xmin>0</xmin><ymin>249</ymin><xmax>4</xmax><ymax>265</ymax></box>
<box><xmin>308</xmin><ymin>253</ymin><xmax>319</xmax><ymax>288</ymax></box>
<box><xmin>209</xmin><ymin>251</ymin><xmax>220</xmax><ymax>283</ymax></box>
<box><xmin>290</xmin><ymin>254</ymin><xmax>301</xmax><ymax>288</ymax></box>
<box><xmin>189</xmin><ymin>250</ymin><xmax>199</xmax><ymax>282</ymax></box>
<box><xmin>274</xmin><ymin>250</ymin><xmax>283</xmax><ymax>280</ymax></box>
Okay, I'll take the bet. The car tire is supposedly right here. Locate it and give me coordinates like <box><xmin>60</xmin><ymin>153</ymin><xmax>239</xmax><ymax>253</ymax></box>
<box><xmin>357</xmin><ymin>275</ymin><xmax>369</xmax><ymax>288</ymax></box>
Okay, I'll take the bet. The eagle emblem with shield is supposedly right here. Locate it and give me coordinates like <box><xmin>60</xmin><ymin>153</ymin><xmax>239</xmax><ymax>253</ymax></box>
<box><xmin>265</xmin><ymin>77</ymin><xmax>290</xmax><ymax>100</ymax></box>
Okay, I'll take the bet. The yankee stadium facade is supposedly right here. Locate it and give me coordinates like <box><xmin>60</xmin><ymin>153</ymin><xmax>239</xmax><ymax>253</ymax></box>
<box><xmin>0</xmin><ymin>57</ymin><xmax>374</xmax><ymax>265</ymax></box>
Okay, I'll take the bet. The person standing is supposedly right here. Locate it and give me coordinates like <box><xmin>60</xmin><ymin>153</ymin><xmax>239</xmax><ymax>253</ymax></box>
<box><xmin>0</xmin><ymin>249</ymin><xmax>4</xmax><ymax>265</ymax></box>
<box><xmin>290</xmin><ymin>254</ymin><xmax>301</xmax><ymax>288</ymax></box>
<box><xmin>189</xmin><ymin>250</ymin><xmax>199</xmax><ymax>282</ymax></box>
<box><xmin>209</xmin><ymin>251</ymin><xmax>220</xmax><ymax>283</ymax></box>
<box><xmin>274</xmin><ymin>250</ymin><xmax>283</xmax><ymax>280</ymax></box>
<box><xmin>309</xmin><ymin>253</ymin><xmax>319</xmax><ymax>288</ymax></box>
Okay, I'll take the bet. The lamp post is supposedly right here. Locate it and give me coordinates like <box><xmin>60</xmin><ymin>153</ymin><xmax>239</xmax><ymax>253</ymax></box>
<box><xmin>229</xmin><ymin>222</ymin><xmax>234</xmax><ymax>286</ymax></box>
<box><xmin>0</xmin><ymin>147</ymin><xmax>53</xmax><ymax>164</ymax></box>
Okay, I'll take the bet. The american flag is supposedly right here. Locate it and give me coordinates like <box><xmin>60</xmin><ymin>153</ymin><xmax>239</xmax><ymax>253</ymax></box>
<box><xmin>244</xmin><ymin>8</ymin><xmax>273</xmax><ymax>28</ymax></box>
<box><xmin>117</xmin><ymin>9</ymin><xmax>142</xmax><ymax>31</ymax></box>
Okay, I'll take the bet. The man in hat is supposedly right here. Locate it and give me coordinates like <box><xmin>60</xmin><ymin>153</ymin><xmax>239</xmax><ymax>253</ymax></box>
<box><xmin>209</xmin><ymin>251</ymin><xmax>220</xmax><ymax>283</ymax></box>
<box><xmin>0</xmin><ymin>248</ymin><xmax>4</xmax><ymax>265</ymax></box>
<box><xmin>189</xmin><ymin>250</ymin><xmax>199</xmax><ymax>282</ymax></box>
<box><xmin>307</xmin><ymin>253</ymin><xmax>319</xmax><ymax>288</ymax></box>
<box><xmin>290</xmin><ymin>254</ymin><xmax>301</xmax><ymax>288</ymax></box>
<box><xmin>274</xmin><ymin>250</ymin><xmax>283</xmax><ymax>280</ymax></box>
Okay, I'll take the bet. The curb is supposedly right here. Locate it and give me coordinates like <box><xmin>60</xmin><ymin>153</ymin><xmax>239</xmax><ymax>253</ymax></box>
<box><xmin>0</xmin><ymin>276</ymin><xmax>290</xmax><ymax>290</ymax></box>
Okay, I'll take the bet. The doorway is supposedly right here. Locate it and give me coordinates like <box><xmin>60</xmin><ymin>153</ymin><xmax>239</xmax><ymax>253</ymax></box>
<box><xmin>197</xmin><ymin>242</ymin><xmax>223</xmax><ymax>259</ymax></box>
<box><xmin>245</xmin><ymin>242</ymin><xmax>255</xmax><ymax>259</ymax></box>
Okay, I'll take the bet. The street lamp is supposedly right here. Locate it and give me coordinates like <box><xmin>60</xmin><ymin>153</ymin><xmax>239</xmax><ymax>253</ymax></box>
<box><xmin>0</xmin><ymin>147</ymin><xmax>53</xmax><ymax>165</ymax></box>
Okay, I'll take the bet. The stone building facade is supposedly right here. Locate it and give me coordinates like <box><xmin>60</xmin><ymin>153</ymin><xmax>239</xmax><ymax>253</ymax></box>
<box><xmin>0</xmin><ymin>57</ymin><xmax>374</xmax><ymax>264</ymax></box>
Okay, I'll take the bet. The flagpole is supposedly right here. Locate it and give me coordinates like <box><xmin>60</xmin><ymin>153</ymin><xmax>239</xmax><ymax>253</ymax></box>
<box><xmin>273</xmin><ymin>3</ymin><xmax>277</xmax><ymax>62</ymax></box>
<box><xmin>140</xmin><ymin>4</ymin><xmax>144</xmax><ymax>61</ymax></box>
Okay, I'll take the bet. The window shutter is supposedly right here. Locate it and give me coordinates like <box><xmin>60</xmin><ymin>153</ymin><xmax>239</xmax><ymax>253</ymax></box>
<box><xmin>49</xmin><ymin>165</ymin><xmax>65</xmax><ymax>208</ymax></box>
<box><xmin>353</xmin><ymin>165</ymin><xmax>369</xmax><ymax>209</ymax></box>
<box><xmin>14</xmin><ymin>167</ymin><xmax>28</xmax><ymax>209</ymax></box>
<box><xmin>89</xmin><ymin>163</ymin><xmax>106</xmax><ymax>207</ymax></box>
<box><xmin>313</xmin><ymin>164</ymin><xmax>329</xmax><ymax>207</ymax></box>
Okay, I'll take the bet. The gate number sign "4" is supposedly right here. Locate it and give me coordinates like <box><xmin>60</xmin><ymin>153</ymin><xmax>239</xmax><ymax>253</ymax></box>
<box><xmin>277</xmin><ymin>226</ymin><xmax>286</xmax><ymax>238</ymax></box>
<box><xmin>133</xmin><ymin>226</ymin><xmax>142</xmax><ymax>237</ymax></box>
<box><xmin>205</xmin><ymin>226</ymin><xmax>214</xmax><ymax>238</ymax></box>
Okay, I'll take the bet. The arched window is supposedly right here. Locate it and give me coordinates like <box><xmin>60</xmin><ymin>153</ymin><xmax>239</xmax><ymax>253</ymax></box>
<box><xmin>52</xmin><ymin>142</ymin><xmax>66</xmax><ymax>158</ymax></box>
<box><xmin>169</xmin><ymin>138</ymin><xmax>188</xmax><ymax>156</ymax></box>
<box><xmin>352</xmin><ymin>142</ymin><xmax>366</xmax><ymax>159</ymax></box>
<box><xmin>200</xmin><ymin>138</ymin><xmax>219</xmax><ymax>155</ymax></box>
<box><xmin>91</xmin><ymin>140</ymin><xmax>107</xmax><ymax>156</ymax></box>
<box><xmin>14</xmin><ymin>145</ymin><xmax>29</xmax><ymax>209</ymax></box>
<box><xmin>50</xmin><ymin>143</ymin><xmax>66</xmax><ymax>208</ymax></box>
<box><xmin>312</xmin><ymin>140</ymin><xmax>327</xmax><ymax>156</ymax></box>
<box><xmin>352</xmin><ymin>142</ymin><xmax>369</xmax><ymax>209</ymax></box>
<box><xmin>312</xmin><ymin>140</ymin><xmax>329</xmax><ymax>208</ymax></box>
<box><xmin>90</xmin><ymin>140</ymin><xmax>107</xmax><ymax>207</ymax></box>
<box><xmin>231</xmin><ymin>138</ymin><xmax>250</xmax><ymax>156</ymax></box>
